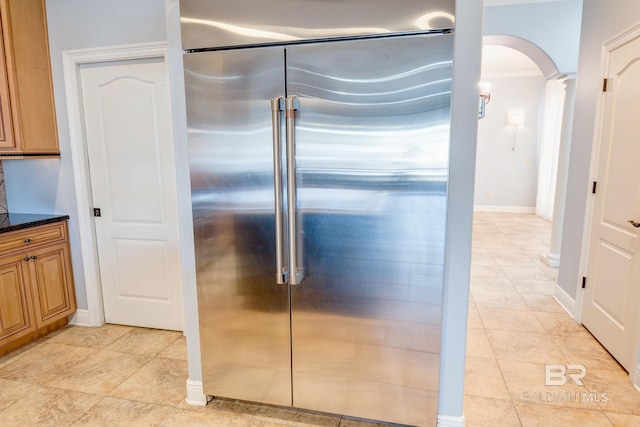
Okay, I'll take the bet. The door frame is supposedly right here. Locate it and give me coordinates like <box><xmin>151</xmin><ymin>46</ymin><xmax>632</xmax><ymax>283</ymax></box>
<box><xmin>578</xmin><ymin>21</ymin><xmax>640</xmax><ymax>388</ymax></box>
<box><xmin>62</xmin><ymin>41</ymin><xmax>173</xmax><ymax>327</ymax></box>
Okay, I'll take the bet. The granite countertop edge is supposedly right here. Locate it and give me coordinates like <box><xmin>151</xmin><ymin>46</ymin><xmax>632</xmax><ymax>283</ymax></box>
<box><xmin>0</xmin><ymin>213</ymin><xmax>70</xmax><ymax>234</ymax></box>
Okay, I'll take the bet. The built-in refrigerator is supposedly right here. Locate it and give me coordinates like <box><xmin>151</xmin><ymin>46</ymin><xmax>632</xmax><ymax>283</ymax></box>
<box><xmin>180</xmin><ymin>2</ymin><xmax>455</xmax><ymax>425</ymax></box>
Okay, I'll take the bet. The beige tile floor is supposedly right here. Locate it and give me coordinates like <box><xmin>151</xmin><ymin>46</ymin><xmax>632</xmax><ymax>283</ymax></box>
<box><xmin>0</xmin><ymin>212</ymin><xmax>638</xmax><ymax>426</ymax></box>
<box><xmin>467</xmin><ymin>212</ymin><xmax>640</xmax><ymax>426</ymax></box>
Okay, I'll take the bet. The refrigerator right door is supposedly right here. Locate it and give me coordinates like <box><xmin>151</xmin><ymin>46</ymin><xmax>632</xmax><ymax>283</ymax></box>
<box><xmin>288</xmin><ymin>34</ymin><xmax>453</xmax><ymax>426</ymax></box>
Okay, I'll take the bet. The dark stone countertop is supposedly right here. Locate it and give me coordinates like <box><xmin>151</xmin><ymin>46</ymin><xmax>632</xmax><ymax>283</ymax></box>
<box><xmin>0</xmin><ymin>213</ymin><xmax>70</xmax><ymax>234</ymax></box>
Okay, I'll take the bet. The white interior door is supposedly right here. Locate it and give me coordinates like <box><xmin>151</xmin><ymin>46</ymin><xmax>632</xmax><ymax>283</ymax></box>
<box><xmin>80</xmin><ymin>57</ymin><xmax>184</xmax><ymax>331</ymax></box>
<box><xmin>583</xmin><ymin>34</ymin><xmax>640</xmax><ymax>372</ymax></box>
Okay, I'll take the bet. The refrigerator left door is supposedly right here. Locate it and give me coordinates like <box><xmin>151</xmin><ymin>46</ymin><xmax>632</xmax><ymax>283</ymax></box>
<box><xmin>184</xmin><ymin>47</ymin><xmax>292</xmax><ymax>406</ymax></box>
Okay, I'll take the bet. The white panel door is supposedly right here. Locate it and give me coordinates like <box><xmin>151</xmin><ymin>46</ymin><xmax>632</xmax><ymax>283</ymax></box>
<box><xmin>583</xmin><ymin>34</ymin><xmax>640</xmax><ymax>372</ymax></box>
<box><xmin>81</xmin><ymin>57</ymin><xmax>184</xmax><ymax>331</ymax></box>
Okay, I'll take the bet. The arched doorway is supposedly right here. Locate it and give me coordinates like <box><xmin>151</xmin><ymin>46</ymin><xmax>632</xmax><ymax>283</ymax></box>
<box><xmin>476</xmin><ymin>35</ymin><xmax>575</xmax><ymax>268</ymax></box>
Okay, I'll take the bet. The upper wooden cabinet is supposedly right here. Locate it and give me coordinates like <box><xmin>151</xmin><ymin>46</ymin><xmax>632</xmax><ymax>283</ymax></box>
<box><xmin>0</xmin><ymin>0</ymin><xmax>58</xmax><ymax>157</ymax></box>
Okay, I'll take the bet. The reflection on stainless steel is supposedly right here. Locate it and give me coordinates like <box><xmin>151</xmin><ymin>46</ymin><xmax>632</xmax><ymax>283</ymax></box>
<box><xmin>186</xmin><ymin>46</ymin><xmax>292</xmax><ymax>407</ymax></box>
<box><xmin>288</xmin><ymin>36</ymin><xmax>451</xmax><ymax>426</ymax></box>
<box><xmin>415</xmin><ymin>11</ymin><xmax>456</xmax><ymax>30</ymax></box>
<box><xmin>181</xmin><ymin>17</ymin><xmax>301</xmax><ymax>42</ymax></box>
<box><xmin>180</xmin><ymin>0</ymin><xmax>455</xmax><ymax>50</ymax></box>
<box><xmin>181</xmin><ymin>17</ymin><xmax>389</xmax><ymax>43</ymax></box>
<box><xmin>185</xmin><ymin>24</ymin><xmax>452</xmax><ymax>427</ymax></box>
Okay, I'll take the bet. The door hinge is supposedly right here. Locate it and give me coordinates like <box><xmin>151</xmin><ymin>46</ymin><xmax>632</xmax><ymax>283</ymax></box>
<box><xmin>592</xmin><ymin>181</ymin><xmax>597</xmax><ymax>194</ymax></box>
<box><xmin>603</xmin><ymin>78</ymin><xmax>608</xmax><ymax>92</ymax></box>
<box><xmin>582</xmin><ymin>276</ymin><xmax>587</xmax><ymax>289</ymax></box>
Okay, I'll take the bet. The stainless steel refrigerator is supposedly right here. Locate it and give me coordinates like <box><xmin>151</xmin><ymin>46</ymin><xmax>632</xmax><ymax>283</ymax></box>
<box><xmin>181</xmin><ymin>1</ymin><xmax>455</xmax><ymax>425</ymax></box>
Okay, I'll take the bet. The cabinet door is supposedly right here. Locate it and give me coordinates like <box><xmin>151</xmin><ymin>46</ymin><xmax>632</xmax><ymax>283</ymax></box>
<box><xmin>27</xmin><ymin>243</ymin><xmax>76</xmax><ymax>327</ymax></box>
<box><xmin>0</xmin><ymin>253</ymin><xmax>34</xmax><ymax>342</ymax></box>
<box><xmin>0</xmin><ymin>0</ymin><xmax>59</xmax><ymax>155</ymax></box>
<box><xmin>0</xmin><ymin>17</ymin><xmax>15</xmax><ymax>150</ymax></box>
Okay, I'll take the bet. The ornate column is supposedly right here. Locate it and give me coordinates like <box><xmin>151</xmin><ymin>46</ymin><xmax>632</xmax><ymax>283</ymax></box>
<box><xmin>543</xmin><ymin>75</ymin><xmax>576</xmax><ymax>267</ymax></box>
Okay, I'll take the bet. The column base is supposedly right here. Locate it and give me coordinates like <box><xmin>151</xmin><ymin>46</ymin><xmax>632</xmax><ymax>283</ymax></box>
<box><xmin>438</xmin><ymin>414</ymin><xmax>465</xmax><ymax>427</ymax></box>
<box><xmin>185</xmin><ymin>379</ymin><xmax>207</xmax><ymax>406</ymax></box>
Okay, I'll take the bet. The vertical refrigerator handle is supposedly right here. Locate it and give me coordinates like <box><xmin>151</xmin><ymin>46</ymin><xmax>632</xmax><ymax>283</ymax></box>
<box><xmin>286</xmin><ymin>95</ymin><xmax>304</xmax><ymax>285</ymax></box>
<box><xmin>271</xmin><ymin>97</ymin><xmax>287</xmax><ymax>284</ymax></box>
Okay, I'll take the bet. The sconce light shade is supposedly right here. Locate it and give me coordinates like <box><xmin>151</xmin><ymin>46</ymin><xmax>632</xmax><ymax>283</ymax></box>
<box><xmin>478</xmin><ymin>82</ymin><xmax>491</xmax><ymax>119</ymax></box>
<box><xmin>478</xmin><ymin>82</ymin><xmax>492</xmax><ymax>98</ymax></box>
<box><xmin>507</xmin><ymin>111</ymin><xmax>525</xmax><ymax>128</ymax></box>
<box><xmin>507</xmin><ymin>111</ymin><xmax>525</xmax><ymax>151</ymax></box>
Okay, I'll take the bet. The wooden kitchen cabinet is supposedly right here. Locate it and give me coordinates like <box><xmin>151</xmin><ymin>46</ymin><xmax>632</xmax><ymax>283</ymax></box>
<box><xmin>0</xmin><ymin>252</ymin><xmax>35</xmax><ymax>344</ymax></box>
<box><xmin>0</xmin><ymin>0</ymin><xmax>59</xmax><ymax>157</ymax></box>
<box><xmin>27</xmin><ymin>242</ymin><xmax>75</xmax><ymax>328</ymax></box>
<box><xmin>0</xmin><ymin>220</ymin><xmax>75</xmax><ymax>356</ymax></box>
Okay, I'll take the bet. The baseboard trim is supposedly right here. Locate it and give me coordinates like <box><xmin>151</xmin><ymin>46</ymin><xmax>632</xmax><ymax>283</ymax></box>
<box><xmin>68</xmin><ymin>309</ymin><xmax>91</xmax><ymax>327</ymax></box>
<box><xmin>634</xmin><ymin>368</ymin><xmax>640</xmax><ymax>393</ymax></box>
<box><xmin>554</xmin><ymin>284</ymin><xmax>576</xmax><ymax>319</ymax></box>
<box><xmin>542</xmin><ymin>253</ymin><xmax>560</xmax><ymax>268</ymax></box>
<box><xmin>473</xmin><ymin>205</ymin><xmax>535</xmax><ymax>213</ymax></box>
<box><xmin>186</xmin><ymin>379</ymin><xmax>207</xmax><ymax>406</ymax></box>
<box><xmin>438</xmin><ymin>414</ymin><xmax>465</xmax><ymax>427</ymax></box>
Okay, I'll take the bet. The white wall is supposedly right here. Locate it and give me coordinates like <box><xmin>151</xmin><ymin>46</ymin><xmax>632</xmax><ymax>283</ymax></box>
<box><xmin>165</xmin><ymin>0</ymin><xmax>203</xmax><ymax>392</ymax></box>
<box><xmin>484</xmin><ymin>0</ymin><xmax>583</xmax><ymax>74</ymax></box>
<box><xmin>438</xmin><ymin>0</ymin><xmax>483</xmax><ymax>423</ymax></box>
<box><xmin>3</xmin><ymin>0</ymin><xmax>167</xmax><ymax>309</ymax></box>
<box><xmin>474</xmin><ymin>75</ymin><xmax>545</xmax><ymax>210</ymax></box>
<box><xmin>558</xmin><ymin>0</ymin><xmax>640</xmax><ymax>300</ymax></box>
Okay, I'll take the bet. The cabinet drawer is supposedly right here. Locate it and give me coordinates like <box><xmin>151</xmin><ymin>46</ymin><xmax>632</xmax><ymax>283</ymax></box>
<box><xmin>0</xmin><ymin>222</ymin><xmax>66</xmax><ymax>254</ymax></box>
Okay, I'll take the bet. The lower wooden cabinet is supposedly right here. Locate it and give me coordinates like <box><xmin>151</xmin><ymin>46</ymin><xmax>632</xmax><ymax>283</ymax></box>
<box><xmin>27</xmin><ymin>242</ymin><xmax>75</xmax><ymax>327</ymax></box>
<box><xmin>0</xmin><ymin>253</ymin><xmax>35</xmax><ymax>343</ymax></box>
<box><xmin>0</xmin><ymin>220</ymin><xmax>76</xmax><ymax>356</ymax></box>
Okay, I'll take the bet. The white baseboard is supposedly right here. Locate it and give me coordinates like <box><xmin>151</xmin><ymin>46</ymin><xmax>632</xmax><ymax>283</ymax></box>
<box><xmin>634</xmin><ymin>368</ymin><xmax>640</xmax><ymax>393</ymax></box>
<box><xmin>185</xmin><ymin>379</ymin><xmax>207</xmax><ymax>406</ymax></box>
<box><xmin>542</xmin><ymin>253</ymin><xmax>560</xmax><ymax>268</ymax></box>
<box><xmin>438</xmin><ymin>414</ymin><xmax>465</xmax><ymax>427</ymax></box>
<box><xmin>68</xmin><ymin>309</ymin><xmax>91</xmax><ymax>327</ymax></box>
<box><xmin>554</xmin><ymin>284</ymin><xmax>576</xmax><ymax>319</ymax></box>
<box><xmin>473</xmin><ymin>205</ymin><xmax>535</xmax><ymax>213</ymax></box>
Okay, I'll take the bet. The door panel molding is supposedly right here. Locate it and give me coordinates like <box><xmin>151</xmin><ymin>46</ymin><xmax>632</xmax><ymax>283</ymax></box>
<box><xmin>62</xmin><ymin>42</ymin><xmax>172</xmax><ymax>327</ymax></box>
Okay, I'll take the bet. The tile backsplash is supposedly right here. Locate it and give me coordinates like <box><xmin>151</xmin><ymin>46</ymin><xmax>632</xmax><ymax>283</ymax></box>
<box><xmin>0</xmin><ymin>161</ymin><xmax>6</xmax><ymax>214</ymax></box>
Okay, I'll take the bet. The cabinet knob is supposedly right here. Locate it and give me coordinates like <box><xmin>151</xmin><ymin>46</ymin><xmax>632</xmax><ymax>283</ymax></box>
<box><xmin>24</xmin><ymin>238</ymin><xmax>31</xmax><ymax>243</ymax></box>
<box><xmin>29</xmin><ymin>255</ymin><xmax>37</xmax><ymax>260</ymax></box>
<box><xmin>23</xmin><ymin>257</ymin><xmax>29</xmax><ymax>262</ymax></box>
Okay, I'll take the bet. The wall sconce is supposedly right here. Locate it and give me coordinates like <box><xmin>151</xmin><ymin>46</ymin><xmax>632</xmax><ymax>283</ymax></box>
<box><xmin>507</xmin><ymin>111</ymin><xmax>525</xmax><ymax>151</ymax></box>
<box><xmin>478</xmin><ymin>82</ymin><xmax>491</xmax><ymax>119</ymax></box>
